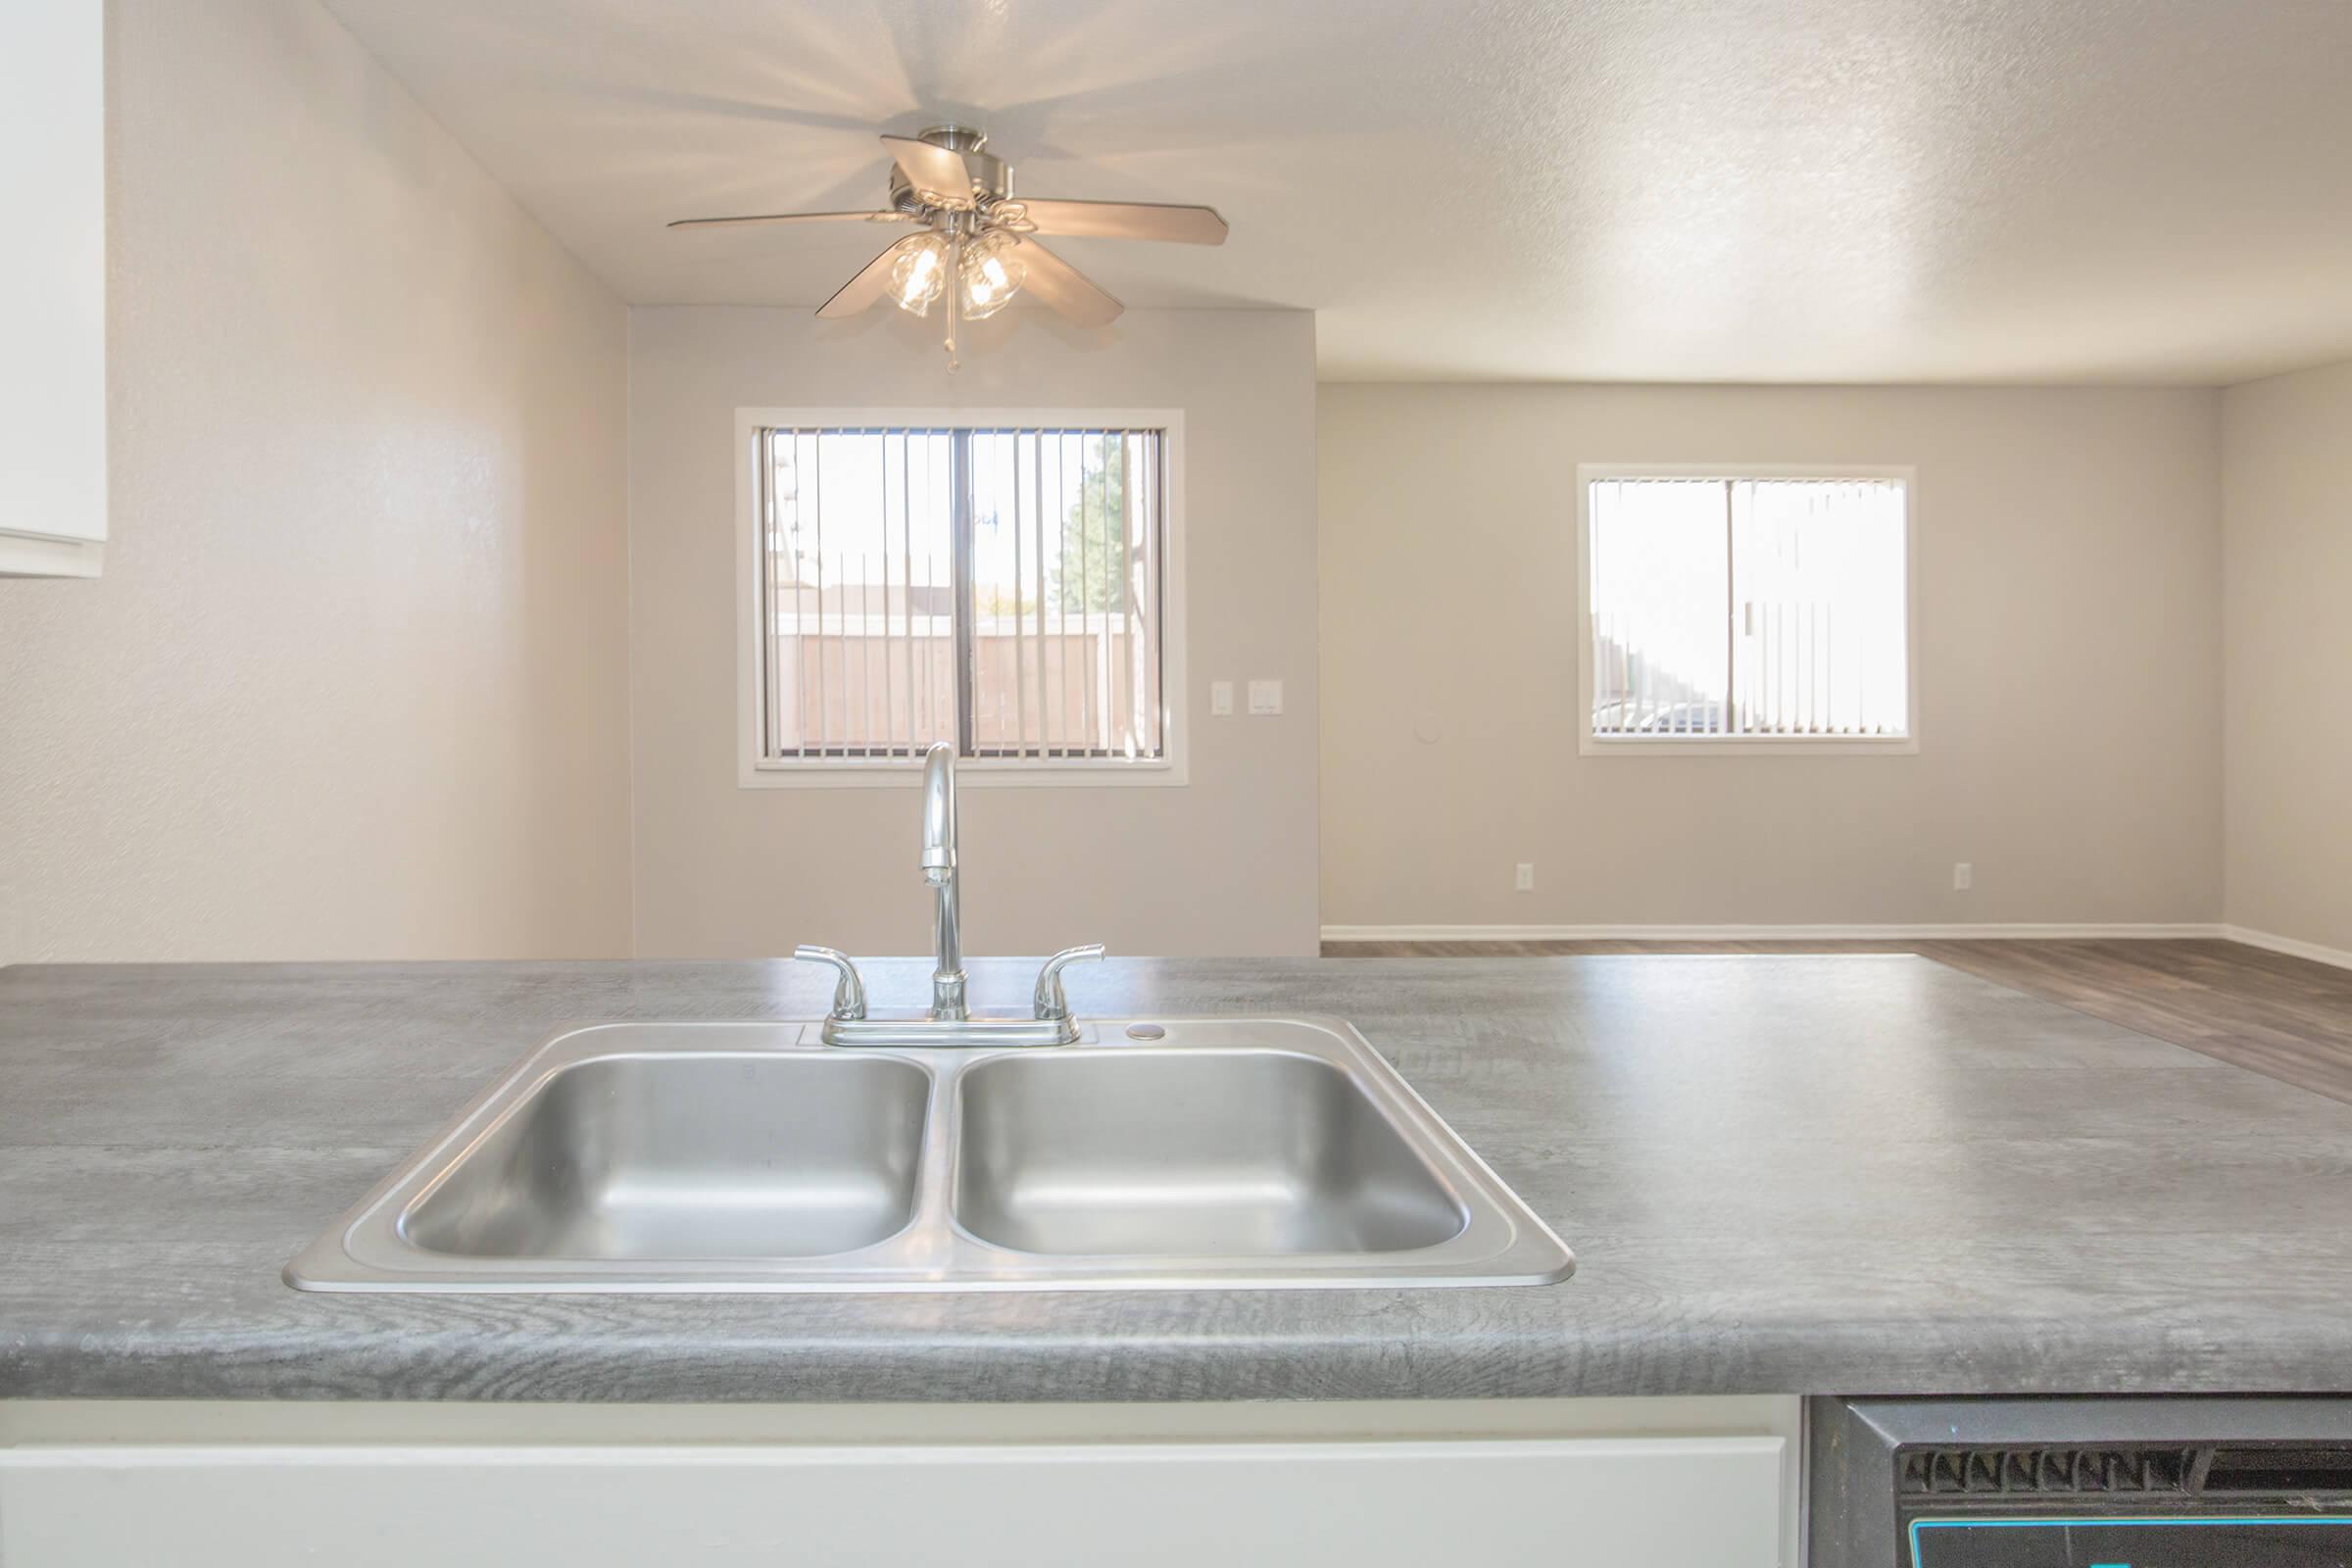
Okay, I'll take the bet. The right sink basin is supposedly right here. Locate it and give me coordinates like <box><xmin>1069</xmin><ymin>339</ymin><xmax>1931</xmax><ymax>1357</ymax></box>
<box><xmin>954</xmin><ymin>1051</ymin><xmax>1470</xmax><ymax>1256</ymax></box>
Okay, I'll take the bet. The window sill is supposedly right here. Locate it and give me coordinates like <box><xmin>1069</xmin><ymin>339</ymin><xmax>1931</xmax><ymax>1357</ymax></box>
<box><xmin>1580</xmin><ymin>735</ymin><xmax>1919</xmax><ymax>757</ymax></box>
<box><xmin>739</xmin><ymin>758</ymin><xmax>1188</xmax><ymax>789</ymax></box>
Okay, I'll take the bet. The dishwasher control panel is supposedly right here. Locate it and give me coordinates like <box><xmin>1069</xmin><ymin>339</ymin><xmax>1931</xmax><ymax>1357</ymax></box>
<box><xmin>1910</xmin><ymin>1514</ymin><xmax>2352</xmax><ymax>1566</ymax></box>
<box><xmin>1809</xmin><ymin>1397</ymin><xmax>2352</xmax><ymax>1568</ymax></box>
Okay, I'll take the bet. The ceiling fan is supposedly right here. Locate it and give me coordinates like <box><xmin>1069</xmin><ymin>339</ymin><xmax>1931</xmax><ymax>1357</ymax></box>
<box><xmin>668</xmin><ymin>125</ymin><xmax>1228</xmax><ymax>368</ymax></box>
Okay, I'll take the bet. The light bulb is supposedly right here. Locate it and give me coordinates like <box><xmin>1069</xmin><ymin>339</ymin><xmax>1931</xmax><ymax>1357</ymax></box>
<box><xmin>957</xmin><ymin>231</ymin><xmax>1026</xmax><ymax>320</ymax></box>
<box><xmin>891</xmin><ymin>235</ymin><xmax>947</xmax><ymax>316</ymax></box>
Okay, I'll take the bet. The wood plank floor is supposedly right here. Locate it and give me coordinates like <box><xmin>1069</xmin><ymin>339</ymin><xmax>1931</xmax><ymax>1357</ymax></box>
<box><xmin>1321</xmin><ymin>937</ymin><xmax>2352</xmax><ymax>1107</ymax></box>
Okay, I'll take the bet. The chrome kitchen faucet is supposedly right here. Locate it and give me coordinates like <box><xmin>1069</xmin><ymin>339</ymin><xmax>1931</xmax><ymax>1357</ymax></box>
<box><xmin>796</xmin><ymin>742</ymin><xmax>1103</xmax><ymax>1047</ymax></box>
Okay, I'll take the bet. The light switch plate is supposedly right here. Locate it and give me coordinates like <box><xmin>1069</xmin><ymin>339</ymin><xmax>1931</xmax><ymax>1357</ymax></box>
<box><xmin>1209</xmin><ymin>681</ymin><xmax>1235</xmax><ymax>717</ymax></box>
<box><xmin>1248</xmin><ymin>679</ymin><xmax>1284</xmax><ymax>716</ymax></box>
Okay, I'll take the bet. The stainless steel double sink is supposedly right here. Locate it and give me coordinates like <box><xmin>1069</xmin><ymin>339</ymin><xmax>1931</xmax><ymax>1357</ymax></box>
<box><xmin>286</xmin><ymin>1016</ymin><xmax>1573</xmax><ymax>1293</ymax></box>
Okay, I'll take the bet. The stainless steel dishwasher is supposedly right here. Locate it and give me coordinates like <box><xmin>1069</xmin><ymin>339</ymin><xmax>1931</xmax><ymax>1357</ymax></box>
<box><xmin>1810</xmin><ymin>1397</ymin><xmax>2352</xmax><ymax>1566</ymax></box>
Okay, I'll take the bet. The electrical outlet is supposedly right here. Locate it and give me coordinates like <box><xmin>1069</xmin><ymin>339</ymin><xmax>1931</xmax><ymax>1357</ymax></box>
<box><xmin>1209</xmin><ymin>681</ymin><xmax>1234</xmax><ymax>717</ymax></box>
<box><xmin>1953</xmin><ymin>861</ymin><xmax>1973</xmax><ymax>891</ymax></box>
<box><xmin>1515</xmin><ymin>862</ymin><xmax>1536</xmax><ymax>893</ymax></box>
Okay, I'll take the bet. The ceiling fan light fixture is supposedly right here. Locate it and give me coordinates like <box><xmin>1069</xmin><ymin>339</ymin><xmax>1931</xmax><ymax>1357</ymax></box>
<box><xmin>957</xmin><ymin>230</ymin><xmax>1026</xmax><ymax>320</ymax></box>
<box><xmin>672</xmin><ymin>124</ymin><xmax>1227</xmax><ymax>361</ymax></box>
<box><xmin>890</xmin><ymin>234</ymin><xmax>949</xmax><ymax>316</ymax></box>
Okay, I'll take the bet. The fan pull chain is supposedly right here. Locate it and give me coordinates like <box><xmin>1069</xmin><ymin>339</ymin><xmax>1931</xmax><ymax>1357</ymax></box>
<box><xmin>942</xmin><ymin>234</ymin><xmax>962</xmax><ymax>371</ymax></box>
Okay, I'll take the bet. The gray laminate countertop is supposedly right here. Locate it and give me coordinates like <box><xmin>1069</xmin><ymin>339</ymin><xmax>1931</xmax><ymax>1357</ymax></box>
<box><xmin>5</xmin><ymin>955</ymin><xmax>2350</xmax><ymax>1404</ymax></box>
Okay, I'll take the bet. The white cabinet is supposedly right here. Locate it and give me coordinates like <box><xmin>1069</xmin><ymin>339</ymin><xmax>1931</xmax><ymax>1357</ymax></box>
<box><xmin>0</xmin><ymin>1433</ymin><xmax>1786</xmax><ymax>1567</ymax></box>
<box><xmin>0</xmin><ymin>0</ymin><xmax>108</xmax><ymax>578</ymax></box>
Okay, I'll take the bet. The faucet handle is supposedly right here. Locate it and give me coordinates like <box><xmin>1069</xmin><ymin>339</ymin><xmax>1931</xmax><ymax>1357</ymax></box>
<box><xmin>1032</xmin><ymin>944</ymin><xmax>1106</xmax><ymax>1023</ymax></box>
<box><xmin>794</xmin><ymin>946</ymin><xmax>868</xmax><ymax>1021</ymax></box>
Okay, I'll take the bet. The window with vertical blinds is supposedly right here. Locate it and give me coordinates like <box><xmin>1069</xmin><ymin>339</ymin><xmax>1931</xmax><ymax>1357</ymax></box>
<box><xmin>1584</xmin><ymin>472</ymin><xmax>1912</xmax><ymax>745</ymax></box>
<box><xmin>753</xmin><ymin>424</ymin><xmax>1168</xmax><ymax>769</ymax></box>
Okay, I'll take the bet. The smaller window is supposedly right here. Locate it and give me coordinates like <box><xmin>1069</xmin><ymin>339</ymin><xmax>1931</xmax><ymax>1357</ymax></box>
<box><xmin>1581</xmin><ymin>469</ymin><xmax>1914</xmax><ymax>750</ymax></box>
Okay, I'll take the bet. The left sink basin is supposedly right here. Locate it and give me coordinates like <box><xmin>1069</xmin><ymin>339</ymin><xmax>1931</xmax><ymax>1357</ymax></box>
<box><xmin>401</xmin><ymin>1053</ymin><xmax>930</xmax><ymax>1262</ymax></box>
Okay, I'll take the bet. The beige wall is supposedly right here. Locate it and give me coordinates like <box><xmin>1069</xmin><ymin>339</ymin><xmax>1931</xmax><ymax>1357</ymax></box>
<box><xmin>0</xmin><ymin>0</ymin><xmax>633</xmax><ymax>963</ymax></box>
<box><xmin>0</xmin><ymin>2</ymin><xmax>2278</xmax><ymax>965</ymax></box>
<box><xmin>626</xmin><ymin>307</ymin><xmax>1320</xmax><ymax>960</ymax></box>
<box><xmin>2222</xmin><ymin>359</ymin><xmax>2352</xmax><ymax>955</ymax></box>
<box><xmin>1319</xmin><ymin>383</ymin><xmax>2224</xmax><ymax>931</ymax></box>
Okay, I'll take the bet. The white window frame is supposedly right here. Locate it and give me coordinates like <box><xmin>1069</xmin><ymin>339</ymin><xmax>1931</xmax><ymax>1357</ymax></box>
<box><xmin>735</xmin><ymin>407</ymin><xmax>1189</xmax><ymax>789</ymax></box>
<box><xmin>1575</xmin><ymin>462</ymin><xmax>1921</xmax><ymax>756</ymax></box>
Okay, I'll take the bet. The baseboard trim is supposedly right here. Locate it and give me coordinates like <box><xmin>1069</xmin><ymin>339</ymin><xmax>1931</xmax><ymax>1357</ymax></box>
<box><xmin>2221</xmin><ymin>924</ymin><xmax>2352</xmax><ymax>973</ymax></box>
<box><xmin>1318</xmin><ymin>922</ymin><xmax>2230</xmax><ymax>944</ymax></box>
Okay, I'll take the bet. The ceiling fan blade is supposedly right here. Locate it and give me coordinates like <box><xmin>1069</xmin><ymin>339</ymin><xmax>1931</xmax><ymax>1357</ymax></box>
<box><xmin>1014</xmin><ymin>238</ymin><xmax>1123</xmax><ymax>328</ymax></box>
<box><xmin>817</xmin><ymin>234</ymin><xmax>926</xmax><ymax>319</ymax></box>
<box><xmin>1014</xmin><ymin>198</ymin><xmax>1229</xmax><ymax>246</ymax></box>
<box><xmin>668</xmin><ymin>210</ymin><xmax>911</xmax><ymax>231</ymax></box>
<box><xmin>880</xmin><ymin>135</ymin><xmax>974</xmax><ymax>205</ymax></box>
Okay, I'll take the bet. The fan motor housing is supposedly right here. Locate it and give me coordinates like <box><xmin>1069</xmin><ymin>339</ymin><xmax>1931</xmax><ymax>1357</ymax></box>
<box><xmin>890</xmin><ymin>124</ymin><xmax>1010</xmax><ymax>211</ymax></box>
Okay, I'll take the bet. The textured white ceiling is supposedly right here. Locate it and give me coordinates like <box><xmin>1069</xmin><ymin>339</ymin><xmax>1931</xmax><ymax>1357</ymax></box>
<box><xmin>320</xmin><ymin>0</ymin><xmax>2352</xmax><ymax>383</ymax></box>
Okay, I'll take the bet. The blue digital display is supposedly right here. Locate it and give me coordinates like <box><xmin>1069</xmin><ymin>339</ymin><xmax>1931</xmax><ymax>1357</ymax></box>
<box><xmin>1910</xmin><ymin>1515</ymin><xmax>2352</xmax><ymax>1567</ymax></box>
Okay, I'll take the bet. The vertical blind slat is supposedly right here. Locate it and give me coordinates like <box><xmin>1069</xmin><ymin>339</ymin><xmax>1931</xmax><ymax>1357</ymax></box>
<box><xmin>1121</xmin><ymin>431</ymin><xmax>1137</xmax><ymax>759</ymax></box>
<box><xmin>1039</xmin><ymin>429</ymin><xmax>1058</xmax><ymax>761</ymax></box>
<box><xmin>874</xmin><ymin>432</ymin><xmax>889</xmax><ymax>757</ymax></box>
<box><xmin>808</xmin><ymin>432</ymin><xmax>826</xmax><ymax>755</ymax></box>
